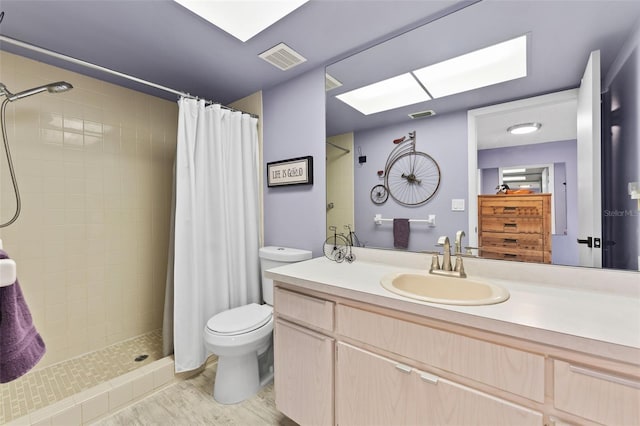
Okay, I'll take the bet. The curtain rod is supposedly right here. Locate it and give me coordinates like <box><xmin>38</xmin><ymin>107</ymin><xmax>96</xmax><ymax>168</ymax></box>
<box><xmin>326</xmin><ymin>141</ymin><xmax>350</xmax><ymax>153</ymax></box>
<box><xmin>0</xmin><ymin>35</ymin><xmax>259</xmax><ymax>119</ymax></box>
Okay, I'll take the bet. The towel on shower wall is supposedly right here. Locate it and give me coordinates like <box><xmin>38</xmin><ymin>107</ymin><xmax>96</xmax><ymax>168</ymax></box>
<box><xmin>0</xmin><ymin>249</ymin><xmax>46</xmax><ymax>383</ymax></box>
<box><xmin>393</xmin><ymin>219</ymin><xmax>410</xmax><ymax>249</ymax></box>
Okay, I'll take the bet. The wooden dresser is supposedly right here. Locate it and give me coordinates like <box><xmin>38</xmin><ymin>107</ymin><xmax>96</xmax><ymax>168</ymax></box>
<box><xmin>478</xmin><ymin>194</ymin><xmax>551</xmax><ymax>263</ymax></box>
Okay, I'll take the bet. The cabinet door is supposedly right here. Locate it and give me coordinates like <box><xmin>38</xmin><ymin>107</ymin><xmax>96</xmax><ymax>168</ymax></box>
<box><xmin>414</xmin><ymin>369</ymin><xmax>543</xmax><ymax>426</ymax></box>
<box><xmin>274</xmin><ymin>319</ymin><xmax>334</xmax><ymax>426</ymax></box>
<box><xmin>336</xmin><ymin>343</ymin><xmax>415</xmax><ymax>426</ymax></box>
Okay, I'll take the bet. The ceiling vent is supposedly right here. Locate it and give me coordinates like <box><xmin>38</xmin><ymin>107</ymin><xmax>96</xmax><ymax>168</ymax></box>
<box><xmin>259</xmin><ymin>42</ymin><xmax>307</xmax><ymax>71</ymax></box>
<box><xmin>325</xmin><ymin>73</ymin><xmax>343</xmax><ymax>91</ymax></box>
<box><xmin>409</xmin><ymin>109</ymin><xmax>436</xmax><ymax>119</ymax></box>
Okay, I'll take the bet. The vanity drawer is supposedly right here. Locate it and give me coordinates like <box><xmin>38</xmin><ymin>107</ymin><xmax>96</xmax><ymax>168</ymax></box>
<box><xmin>336</xmin><ymin>305</ymin><xmax>545</xmax><ymax>402</ymax></box>
<box><xmin>274</xmin><ymin>287</ymin><xmax>334</xmax><ymax>332</ymax></box>
<box><xmin>481</xmin><ymin>217</ymin><xmax>543</xmax><ymax>234</ymax></box>
<box><xmin>554</xmin><ymin>359</ymin><xmax>640</xmax><ymax>425</ymax></box>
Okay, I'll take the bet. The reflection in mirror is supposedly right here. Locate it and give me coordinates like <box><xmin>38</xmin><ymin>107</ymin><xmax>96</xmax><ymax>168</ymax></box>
<box><xmin>325</xmin><ymin>1</ymin><xmax>640</xmax><ymax>270</ymax></box>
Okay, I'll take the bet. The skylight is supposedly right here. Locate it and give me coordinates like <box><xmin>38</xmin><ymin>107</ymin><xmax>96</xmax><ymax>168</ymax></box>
<box><xmin>412</xmin><ymin>35</ymin><xmax>527</xmax><ymax>98</ymax></box>
<box><xmin>335</xmin><ymin>35</ymin><xmax>528</xmax><ymax>115</ymax></box>
<box><xmin>174</xmin><ymin>0</ymin><xmax>309</xmax><ymax>42</ymax></box>
<box><xmin>336</xmin><ymin>74</ymin><xmax>431</xmax><ymax>115</ymax></box>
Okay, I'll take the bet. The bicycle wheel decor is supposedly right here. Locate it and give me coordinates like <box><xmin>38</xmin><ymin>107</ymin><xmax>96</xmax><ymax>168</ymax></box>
<box><xmin>385</xmin><ymin>151</ymin><xmax>440</xmax><ymax>206</ymax></box>
<box><xmin>370</xmin><ymin>184</ymin><xmax>389</xmax><ymax>205</ymax></box>
<box><xmin>381</xmin><ymin>130</ymin><xmax>441</xmax><ymax>206</ymax></box>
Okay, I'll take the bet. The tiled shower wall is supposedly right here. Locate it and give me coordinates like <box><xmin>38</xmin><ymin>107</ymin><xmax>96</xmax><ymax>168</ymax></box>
<box><xmin>0</xmin><ymin>51</ymin><xmax>177</xmax><ymax>368</ymax></box>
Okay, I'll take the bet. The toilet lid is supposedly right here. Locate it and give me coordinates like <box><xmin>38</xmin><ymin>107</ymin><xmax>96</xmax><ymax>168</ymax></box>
<box><xmin>206</xmin><ymin>303</ymin><xmax>273</xmax><ymax>335</ymax></box>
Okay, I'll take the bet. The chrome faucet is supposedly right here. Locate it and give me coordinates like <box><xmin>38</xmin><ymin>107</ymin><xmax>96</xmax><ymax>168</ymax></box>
<box><xmin>429</xmin><ymin>235</ymin><xmax>467</xmax><ymax>278</ymax></box>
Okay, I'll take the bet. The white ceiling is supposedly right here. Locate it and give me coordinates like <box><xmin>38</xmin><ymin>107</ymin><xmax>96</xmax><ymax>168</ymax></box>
<box><xmin>476</xmin><ymin>94</ymin><xmax>578</xmax><ymax>150</ymax></box>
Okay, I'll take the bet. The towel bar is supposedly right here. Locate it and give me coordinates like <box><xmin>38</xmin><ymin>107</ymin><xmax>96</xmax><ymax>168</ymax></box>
<box><xmin>0</xmin><ymin>239</ymin><xmax>17</xmax><ymax>287</ymax></box>
<box><xmin>374</xmin><ymin>214</ymin><xmax>436</xmax><ymax>226</ymax></box>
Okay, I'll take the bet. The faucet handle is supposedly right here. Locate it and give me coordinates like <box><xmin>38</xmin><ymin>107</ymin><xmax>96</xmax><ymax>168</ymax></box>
<box><xmin>430</xmin><ymin>253</ymin><xmax>440</xmax><ymax>271</ymax></box>
<box><xmin>454</xmin><ymin>254</ymin><xmax>467</xmax><ymax>278</ymax></box>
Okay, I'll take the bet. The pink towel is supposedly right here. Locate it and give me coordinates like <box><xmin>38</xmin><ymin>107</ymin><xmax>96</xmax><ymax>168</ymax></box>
<box><xmin>0</xmin><ymin>249</ymin><xmax>45</xmax><ymax>383</ymax></box>
<box><xmin>393</xmin><ymin>218</ymin><xmax>410</xmax><ymax>249</ymax></box>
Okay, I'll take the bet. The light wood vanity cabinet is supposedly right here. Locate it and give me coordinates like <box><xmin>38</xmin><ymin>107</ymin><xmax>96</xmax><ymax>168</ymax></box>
<box><xmin>478</xmin><ymin>194</ymin><xmax>552</xmax><ymax>263</ymax></box>
<box><xmin>273</xmin><ymin>284</ymin><xmax>639</xmax><ymax>426</ymax></box>
<box><xmin>336</xmin><ymin>342</ymin><xmax>542</xmax><ymax>426</ymax></box>
<box><xmin>553</xmin><ymin>359</ymin><xmax>640</xmax><ymax>425</ymax></box>
<box><xmin>273</xmin><ymin>288</ymin><xmax>335</xmax><ymax>426</ymax></box>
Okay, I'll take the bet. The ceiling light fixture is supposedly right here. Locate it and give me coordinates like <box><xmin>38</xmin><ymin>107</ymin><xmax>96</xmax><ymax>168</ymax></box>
<box><xmin>412</xmin><ymin>35</ymin><xmax>528</xmax><ymax>98</ymax></box>
<box><xmin>503</xmin><ymin>176</ymin><xmax>527</xmax><ymax>182</ymax></box>
<box><xmin>174</xmin><ymin>0</ymin><xmax>309</xmax><ymax>42</ymax></box>
<box><xmin>507</xmin><ymin>122</ymin><xmax>542</xmax><ymax>135</ymax></box>
<box><xmin>336</xmin><ymin>74</ymin><xmax>431</xmax><ymax>115</ymax></box>
<box><xmin>503</xmin><ymin>168</ymin><xmax>527</xmax><ymax>174</ymax></box>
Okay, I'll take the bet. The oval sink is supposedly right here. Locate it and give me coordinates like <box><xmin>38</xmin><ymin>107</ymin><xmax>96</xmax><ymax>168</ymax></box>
<box><xmin>380</xmin><ymin>272</ymin><xmax>509</xmax><ymax>305</ymax></box>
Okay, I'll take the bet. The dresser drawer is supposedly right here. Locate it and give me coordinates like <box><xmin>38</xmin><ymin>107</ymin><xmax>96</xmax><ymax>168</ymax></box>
<box><xmin>554</xmin><ymin>359</ymin><xmax>640</xmax><ymax>425</ymax></box>
<box><xmin>274</xmin><ymin>287</ymin><xmax>334</xmax><ymax>332</ymax></box>
<box><xmin>336</xmin><ymin>305</ymin><xmax>545</xmax><ymax>402</ymax></box>
<box><xmin>479</xmin><ymin>248</ymin><xmax>545</xmax><ymax>263</ymax></box>
<box><xmin>482</xmin><ymin>217</ymin><xmax>543</xmax><ymax>234</ymax></box>
<box><xmin>481</xmin><ymin>232</ymin><xmax>544</xmax><ymax>251</ymax></box>
<box><xmin>480</xmin><ymin>198</ymin><xmax>544</xmax><ymax>217</ymax></box>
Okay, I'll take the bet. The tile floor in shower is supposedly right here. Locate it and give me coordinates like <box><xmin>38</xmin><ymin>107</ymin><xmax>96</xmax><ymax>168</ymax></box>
<box><xmin>0</xmin><ymin>329</ymin><xmax>164</xmax><ymax>424</ymax></box>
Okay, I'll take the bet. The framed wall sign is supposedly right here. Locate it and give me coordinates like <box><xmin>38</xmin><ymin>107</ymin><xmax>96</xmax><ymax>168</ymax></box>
<box><xmin>267</xmin><ymin>156</ymin><xmax>314</xmax><ymax>187</ymax></box>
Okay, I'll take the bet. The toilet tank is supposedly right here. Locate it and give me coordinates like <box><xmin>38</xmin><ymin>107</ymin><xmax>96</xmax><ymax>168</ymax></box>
<box><xmin>259</xmin><ymin>246</ymin><xmax>312</xmax><ymax>305</ymax></box>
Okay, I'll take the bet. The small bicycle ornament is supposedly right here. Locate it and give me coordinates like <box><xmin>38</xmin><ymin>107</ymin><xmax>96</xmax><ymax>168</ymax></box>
<box><xmin>370</xmin><ymin>131</ymin><xmax>441</xmax><ymax>207</ymax></box>
<box><xmin>323</xmin><ymin>225</ymin><xmax>358</xmax><ymax>263</ymax></box>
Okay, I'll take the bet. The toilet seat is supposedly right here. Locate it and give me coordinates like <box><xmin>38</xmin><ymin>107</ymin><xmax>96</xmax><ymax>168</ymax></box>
<box><xmin>206</xmin><ymin>303</ymin><xmax>273</xmax><ymax>336</ymax></box>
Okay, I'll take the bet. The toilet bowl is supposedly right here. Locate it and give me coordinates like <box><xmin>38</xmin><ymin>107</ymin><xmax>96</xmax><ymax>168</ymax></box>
<box><xmin>203</xmin><ymin>246</ymin><xmax>312</xmax><ymax>404</ymax></box>
<box><xmin>204</xmin><ymin>303</ymin><xmax>274</xmax><ymax>404</ymax></box>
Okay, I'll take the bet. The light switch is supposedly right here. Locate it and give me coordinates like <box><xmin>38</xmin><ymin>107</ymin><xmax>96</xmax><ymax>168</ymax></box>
<box><xmin>451</xmin><ymin>199</ymin><xmax>465</xmax><ymax>211</ymax></box>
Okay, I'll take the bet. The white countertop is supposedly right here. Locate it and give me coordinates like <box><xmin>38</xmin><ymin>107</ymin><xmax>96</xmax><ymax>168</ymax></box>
<box><xmin>266</xmin><ymin>249</ymin><xmax>640</xmax><ymax>365</ymax></box>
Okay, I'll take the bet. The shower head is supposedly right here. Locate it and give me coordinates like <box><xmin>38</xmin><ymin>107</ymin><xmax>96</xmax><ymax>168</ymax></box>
<box><xmin>0</xmin><ymin>81</ymin><xmax>73</xmax><ymax>102</ymax></box>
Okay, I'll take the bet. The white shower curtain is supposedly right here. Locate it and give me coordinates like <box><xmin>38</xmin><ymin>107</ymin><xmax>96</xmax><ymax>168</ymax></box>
<box><xmin>168</xmin><ymin>98</ymin><xmax>261</xmax><ymax>372</ymax></box>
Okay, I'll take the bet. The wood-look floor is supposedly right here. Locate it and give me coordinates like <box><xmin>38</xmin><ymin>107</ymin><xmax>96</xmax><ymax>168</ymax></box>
<box><xmin>92</xmin><ymin>362</ymin><xmax>298</xmax><ymax>425</ymax></box>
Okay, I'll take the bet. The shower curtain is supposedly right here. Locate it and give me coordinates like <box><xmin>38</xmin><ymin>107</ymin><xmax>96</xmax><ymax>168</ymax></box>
<box><xmin>164</xmin><ymin>98</ymin><xmax>261</xmax><ymax>372</ymax></box>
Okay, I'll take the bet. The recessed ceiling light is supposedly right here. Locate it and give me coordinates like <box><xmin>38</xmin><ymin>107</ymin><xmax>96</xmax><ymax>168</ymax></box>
<box><xmin>336</xmin><ymin>73</ymin><xmax>431</xmax><ymax>115</ymax></box>
<box><xmin>174</xmin><ymin>0</ymin><xmax>309</xmax><ymax>42</ymax></box>
<box><xmin>503</xmin><ymin>176</ymin><xmax>527</xmax><ymax>182</ymax></box>
<box><xmin>503</xmin><ymin>168</ymin><xmax>527</xmax><ymax>174</ymax></box>
<box><xmin>507</xmin><ymin>122</ymin><xmax>542</xmax><ymax>134</ymax></box>
<box><xmin>412</xmin><ymin>35</ymin><xmax>528</xmax><ymax>98</ymax></box>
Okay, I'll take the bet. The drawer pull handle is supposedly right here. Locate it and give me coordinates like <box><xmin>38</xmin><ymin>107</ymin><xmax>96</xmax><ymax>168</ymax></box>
<box><xmin>395</xmin><ymin>364</ymin><xmax>412</xmax><ymax>374</ymax></box>
<box><xmin>503</xmin><ymin>207</ymin><xmax>517</xmax><ymax>211</ymax></box>
<box><xmin>503</xmin><ymin>253</ymin><xmax>518</xmax><ymax>258</ymax></box>
<box><xmin>419</xmin><ymin>372</ymin><xmax>439</xmax><ymax>385</ymax></box>
<box><xmin>504</xmin><ymin>223</ymin><xmax>517</xmax><ymax>228</ymax></box>
<box><xmin>569</xmin><ymin>365</ymin><xmax>640</xmax><ymax>389</ymax></box>
<box><xmin>503</xmin><ymin>238</ymin><xmax>518</xmax><ymax>244</ymax></box>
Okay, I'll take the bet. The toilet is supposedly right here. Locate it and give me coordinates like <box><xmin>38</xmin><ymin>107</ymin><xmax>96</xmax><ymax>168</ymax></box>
<box><xmin>203</xmin><ymin>246</ymin><xmax>312</xmax><ymax>404</ymax></box>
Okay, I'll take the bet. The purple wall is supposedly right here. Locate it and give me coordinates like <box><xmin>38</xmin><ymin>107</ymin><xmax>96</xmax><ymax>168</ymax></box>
<box><xmin>262</xmin><ymin>68</ymin><xmax>326</xmax><ymax>257</ymax></box>
<box><xmin>354</xmin><ymin>111</ymin><xmax>469</xmax><ymax>252</ymax></box>
<box><xmin>478</xmin><ymin>140</ymin><xmax>578</xmax><ymax>266</ymax></box>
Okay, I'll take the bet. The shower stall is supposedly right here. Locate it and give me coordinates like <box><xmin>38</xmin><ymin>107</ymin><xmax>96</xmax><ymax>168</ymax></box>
<box><xmin>0</xmin><ymin>49</ymin><xmax>177</xmax><ymax>423</ymax></box>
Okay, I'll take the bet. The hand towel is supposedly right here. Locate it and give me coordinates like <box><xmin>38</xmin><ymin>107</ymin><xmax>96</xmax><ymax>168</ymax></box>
<box><xmin>393</xmin><ymin>218</ymin><xmax>410</xmax><ymax>249</ymax></box>
<box><xmin>0</xmin><ymin>249</ymin><xmax>46</xmax><ymax>383</ymax></box>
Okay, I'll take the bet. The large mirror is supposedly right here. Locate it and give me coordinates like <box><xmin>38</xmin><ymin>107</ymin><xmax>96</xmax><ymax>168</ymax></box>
<box><xmin>326</xmin><ymin>0</ymin><xmax>640</xmax><ymax>270</ymax></box>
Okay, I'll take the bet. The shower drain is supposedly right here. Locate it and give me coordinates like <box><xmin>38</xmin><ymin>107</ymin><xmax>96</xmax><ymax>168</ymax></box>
<box><xmin>134</xmin><ymin>354</ymin><xmax>149</xmax><ymax>362</ymax></box>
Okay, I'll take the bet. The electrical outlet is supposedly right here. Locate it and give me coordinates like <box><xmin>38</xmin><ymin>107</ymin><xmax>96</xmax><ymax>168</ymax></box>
<box><xmin>358</xmin><ymin>155</ymin><xmax>367</xmax><ymax>164</ymax></box>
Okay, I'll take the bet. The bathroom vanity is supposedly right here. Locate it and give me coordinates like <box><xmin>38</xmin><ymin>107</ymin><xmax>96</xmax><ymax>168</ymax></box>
<box><xmin>267</xmin><ymin>248</ymin><xmax>640</xmax><ymax>426</ymax></box>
